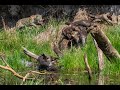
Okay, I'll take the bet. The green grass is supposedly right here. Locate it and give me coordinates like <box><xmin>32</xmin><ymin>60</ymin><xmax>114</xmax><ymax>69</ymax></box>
<box><xmin>0</xmin><ymin>19</ymin><xmax>120</xmax><ymax>85</ymax></box>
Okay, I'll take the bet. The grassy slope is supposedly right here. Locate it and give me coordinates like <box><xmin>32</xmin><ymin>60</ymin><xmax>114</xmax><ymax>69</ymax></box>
<box><xmin>0</xmin><ymin>19</ymin><xmax>120</xmax><ymax>85</ymax></box>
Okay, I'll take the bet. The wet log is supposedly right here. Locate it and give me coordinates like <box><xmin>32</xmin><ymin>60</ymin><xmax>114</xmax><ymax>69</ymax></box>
<box><xmin>90</xmin><ymin>24</ymin><xmax>120</xmax><ymax>62</ymax></box>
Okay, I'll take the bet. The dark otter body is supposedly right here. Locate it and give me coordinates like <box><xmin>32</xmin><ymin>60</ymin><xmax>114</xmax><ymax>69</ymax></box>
<box><xmin>37</xmin><ymin>54</ymin><xmax>58</xmax><ymax>72</ymax></box>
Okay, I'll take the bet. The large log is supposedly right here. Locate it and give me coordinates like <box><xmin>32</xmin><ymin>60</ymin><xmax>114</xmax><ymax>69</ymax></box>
<box><xmin>90</xmin><ymin>24</ymin><xmax>120</xmax><ymax>62</ymax></box>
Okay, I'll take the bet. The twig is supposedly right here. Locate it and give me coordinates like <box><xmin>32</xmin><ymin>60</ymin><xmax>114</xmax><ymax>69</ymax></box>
<box><xmin>83</xmin><ymin>53</ymin><xmax>92</xmax><ymax>81</ymax></box>
<box><xmin>30</xmin><ymin>70</ymin><xmax>53</xmax><ymax>75</ymax></box>
<box><xmin>0</xmin><ymin>56</ymin><xmax>9</xmax><ymax>66</ymax></box>
<box><xmin>21</xmin><ymin>72</ymin><xmax>30</xmax><ymax>85</ymax></box>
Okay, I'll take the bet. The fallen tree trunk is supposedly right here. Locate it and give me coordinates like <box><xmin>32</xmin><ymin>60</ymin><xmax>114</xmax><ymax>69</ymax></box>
<box><xmin>90</xmin><ymin>24</ymin><xmax>120</xmax><ymax>62</ymax></box>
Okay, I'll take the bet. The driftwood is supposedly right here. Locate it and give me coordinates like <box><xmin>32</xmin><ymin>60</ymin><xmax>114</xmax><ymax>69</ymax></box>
<box><xmin>90</xmin><ymin>24</ymin><xmax>120</xmax><ymax>62</ymax></box>
<box><xmin>97</xmin><ymin>71</ymin><xmax>104</xmax><ymax>85</ymax></box>
<box><xmin>22</xmin><ymin>47</ymin><xmax>39</xmax><ymax>60</ymax></box>
<box><xmin>93</xmin><ymin>39</ymin><xmax>104</xmax><ymax>71</ymax></box>
<box><xmin>93</xmin><ymin>39</ymin><xmax>104</xmax><ymax>85</ymax></box>
<box><xmin>83</xmin><ymin>53</ymin><xmax>92</xmax><ymax>81</ymax></box>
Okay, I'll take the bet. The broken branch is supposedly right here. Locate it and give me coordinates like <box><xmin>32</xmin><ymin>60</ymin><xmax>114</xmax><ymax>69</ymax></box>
<box><xmin>21</xmin><ymin>72</ymin><xmax>31</xmax><ymax>85</ymax></box>
<box><xmin>93</xmin><ymin>39</ymin><xmax>104</xmax><ymax>85</ymax></box>
<box><xmin>0</xmin><ymin>56</ymin><xmax>34</xmax><ymax>80</ymax></box>
<box><xmin>22</xmin><ymin>47</ymin><xmax>39</xmax><ymax>60</ymax></box>
<box><xmin>93</xmin><ymin>39</ymin><xmax>104</xmax><ymax>71</ymax></box>
<box><xmin>0</xmin><ymin>65</ymin><xmax>24</xmax><ymax>79</ymax></box>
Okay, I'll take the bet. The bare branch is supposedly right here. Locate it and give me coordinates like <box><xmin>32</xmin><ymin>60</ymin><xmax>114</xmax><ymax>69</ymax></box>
<box><xmin>83</xmin><ymin>53</ymin><xmax>92</xmax><ymax>80</ymax></box>
<box><xmin>93</xmin><ymin>39</ymin><xmax>104</xmax><ymax>85</ymax></box>
<box><xmin>0</xmin><ymin>57</ymin><xmax>33</xmax><ymax>80</ymax></box>
<box><xmin>22</xmin><ymin>47</ymin><xmax>39</xmax><ymax>60</ymax></box>
<box><xmin>21</xmin><ymin>72</ymin><xmax>30</xmax><ymax>85</ymax></box>
<box><xmin>102</xmin><ymin>13</ymin><xmax>114</xmax><ymax>25</ymax></box>
<box><xmin>30</xmin><ymin>70</ymin><xmax>52</xmax><ymax>75</ymax></box>
<box><xmin>0</xmin><ymin>65</ymin><xmax>24</xmax><ymax>79</ymax></box>
<box><xmin>93</xmin><ymin>39</ymin><xmax>104</xmax><ymax>71</ymax></box>
<box><xmin>0</xmin><ymin>56</ymin><xmax>9</xmax><ymax>66</ymax></box>
<box><xmin>51</xmin><ymin>42</ymin><xmax>63</xmax><ymax>58</ymax></box>
<box><xmin>98</xmin><ymin>71</ymin><xmax>104</xmax><ymax>85</ymax></box>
